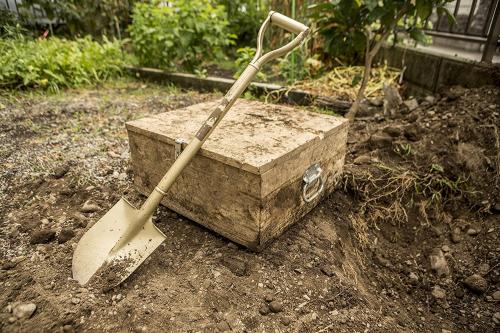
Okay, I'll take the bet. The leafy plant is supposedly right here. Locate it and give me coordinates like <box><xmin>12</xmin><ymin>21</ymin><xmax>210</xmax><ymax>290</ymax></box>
<box><xmin>0</xmin><ymin>7</ymin><xmax>19</xmax><ymax>34</ymax></box>
<box><xmin>216</xmin><ymin>0</ymin><xmax>268</xmax><ymax>47</ymax></box>
<box><xmin>278</xmin><ymin>48</ymin><xmax>312</xmax><ymax>83</ymax></box>
<box><xmin>234</xmin><ymin>47</ymin><xmax>267</xmax><ymax>81</ymax></box>
<box><xmin>128</xmin><ymin>0</ymin><xmax>235</xmax><ymax>72</ymax></box>
<box><xmin>0</xmin><ymin>36</ymin><xmax>125</xmax><ymax>92</ymax></box>
<box><xmin>19</xmin><ymin>0</ymin><xmax>135</xmax><ymax>38</ymax></box>
<box><xmin>309</xmin><ymin>0</ymin><xmax>456</xmax><ymax>119</ymax></box>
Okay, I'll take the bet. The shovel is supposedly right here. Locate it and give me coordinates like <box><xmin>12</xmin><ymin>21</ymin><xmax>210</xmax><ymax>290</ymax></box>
<box><xmin>72</xmin><ymin>11</ymin><xmax>309</xmax><ymax>287</ymax></box>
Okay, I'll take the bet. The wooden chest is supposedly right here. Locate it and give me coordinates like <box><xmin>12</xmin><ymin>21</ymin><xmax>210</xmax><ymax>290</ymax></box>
<box><xmin>126</xmin><ymin>99</ymin><xmax>348</xmax><ymax>250</ymax></box>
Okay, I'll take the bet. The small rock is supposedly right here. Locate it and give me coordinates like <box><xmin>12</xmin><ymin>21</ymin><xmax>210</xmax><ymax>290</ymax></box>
<box><xmin>353</xmin><ymin>154</ymin><xmax>371</xmax><ymax>165</ymax></box>
<box><xmin>444</xmin><ymin>88</ymin><xmax>462</xmax><ymax>101</ymax></box>
<box><xmin>221</xmin><ymin>256</ymin><xmax>247</xmax><ymax>277</ymax></box>
<box><xmin>215</xmin><ymin>321</ymin><xmax>231</xmax><ymax>332</ymax></box>
<box><xmin>281</xmin><ymin>317</ymin><xmax>292</xmax><ymax>326</ymax></box>
<box><xmin>466</xmin><ymin>228</ymin><xmax>479</xmax><ymax>236</ymax></box>
<box><xmin>71</xmin><ymin>297</ymin><xmax>80</xmax><ymax>305</ymax></box>
<box><xmin>478</xmin><ymin>263</ymin><xmax>490</xmax><ymax>276</ymax></box>
<box><xmin>431</xmin><ymin>286</ymin><xmax>446</xmax><ymax>299</ymax></box>
<box><xmin>117</xmin><ymin>173</ymin><xmax>127</xmax><ymax>181</ymax></box>
<box><xmin>30</xmin><ymin>229</ymin><xmax>56</xmax><ymax>244</ymax></box>
<box><xmin>81</xmin><ymin>200</ymin><xmax>100</xmax><ymax>213</ymax></box>
<box><xmin>404</xmin><ymin>124</ymin><xmax>422</xmax><ymax>142</ymax></box>
<box><xmin>493</xmin><ymin>312</ymin><xmax>500</xmax><ymax>325</ymax></box>
<box><xmin>454</xmin><ymin>288</ymin><xmax>465</xmax><ymax>298</ymax></box>
<box><xmin>58</xmin><ymin>228</ymin><xmax>75</xmax><ymax>244</ymax></box>
<box><xmin>451</xmin><ymin>228</ymin><xmax>462</xmax><ymax>243</ymax></box>
<box><xmin>491</xmin><ymin>290</ymin><xmax>500</xmax><ymax>300</ymax></box>
<box><xmin>408</xmin><ymin>272</ymin><xmax>419</xmax><ymax>285</ymax></box>
<box><xmin>383</xmin><ymin>84</ymin><xmax>402</xmax><ymax>117</ymax></box>
<box><xmin>404</xmin><ymin>98</ymin><xmax>419</xmax><ymax>112</ymax></box>
<box><xmin>430</xmin><ymin>248</ymin><xmax>450</xmax><ymax>277</ymax></box>
<box><xmin>463</xmin><ymin>274</ymin><xmax>488</xmax><ymax>294</ymax></box>
<box><xmin>369</xmin><ymin>133</ymin><xmax>393</xmax><ymax>149</ymax></box>
<box><xmin>2</xmin><ymin>261</ymin><xmax>17</xmax><ymax>270</ymax></box>
<box><xmin>13</xmin><ymin>303</ymin><xmax>37</xmax><ymax>319</ymax></box>
<box><xmin>425</xmin><ymin>95</ymin><xmax>436</xmax><ymax>105</ymax></box>
<box><xmin>62</xmin><ymin>325</ymin><xmax>74</xmax><ymax>333</ymax></box>
<box><xmin>383</xmin><ymin>126</ymin><xmax>401</xmax><ymax>137</ymax></box>
<box><xmin>374</xmin><ymin>252</ymin><xmax>393</xmax><ymax>268</ymax></box>
<box><xmin>356</xmin><ymin>103</ymin><xmax>373</xmax><ymax>117</ymax></box>
<box><xmin>264</xmin><ymin>294</ymin><xmax>274</xmax><ymax>303</ymax></box>
<box><xmin>442</xmin><ymin>329</ymin><xmax>451</xmax><ymax>333</ymax></box>
<box><xmin>407</xmin><ymin>113</ymin><xmax>418</xmax><ymax>123</ymax></box>
<box><xmin>227</xmin><ymin>242</ymin><xmax>239</xmax><ymax>250</ymax></box>
<box><xmin>269</xmin><ymin>300</ymin><xmax>283</xmax><ymax>313</ymax></box>
<box><xmin>369</xmin><ymin>97</ymin><xmax>383</xmax><ymax>107</ymax></box>
<box><xmin>259</xmin><ymin>304</ymin><xmax>270</xmax><ymax>315</ymax></box>
<box><xmin>53</xmin><ymin>164</ymin><xmax>70</xmax><ymax>179</ymax></box>
<box><xmin>441</xmin><ymin>245</ymin><xmax>451</xmax><ymax>252</ymax></box>
<box><xmin>320</xmin><ymin>265</ymin><xmax>335</xmax><ymax>277</ymax></box>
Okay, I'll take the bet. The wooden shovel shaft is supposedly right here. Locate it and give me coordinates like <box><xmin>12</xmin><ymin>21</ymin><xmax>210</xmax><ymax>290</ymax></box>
<box><xmin>138</xmin><ymin>11</ymin><xmax>310</xmax><ymax>220</ymax></box>
<box><xmin>138</xmin><ymin>65</ymin><xmax>258</xmax><ymax>219</ymax></box>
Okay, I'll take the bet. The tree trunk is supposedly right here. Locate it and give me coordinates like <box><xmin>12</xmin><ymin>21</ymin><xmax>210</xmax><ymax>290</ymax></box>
<box><xmin>346</xmin><ymin>29</ymin><xmax>392</xmax><ymax>121</ymax></box>
<box><xmin>346</xmin><ymin>53</ymin><xmax>372</xmax><ymax>120</ymax></box>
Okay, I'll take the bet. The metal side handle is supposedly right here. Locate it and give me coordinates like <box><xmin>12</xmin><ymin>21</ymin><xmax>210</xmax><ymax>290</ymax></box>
<box><xmin>302</xmin><ymin>163</ymin><xmax>324</xmax><ymax>203</ymax></box>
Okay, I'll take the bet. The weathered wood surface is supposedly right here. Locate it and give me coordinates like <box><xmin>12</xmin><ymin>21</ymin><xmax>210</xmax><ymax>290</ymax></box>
<box><xmin>127</xmin><ymin>99</ymin><xmax>349</xmax><ymax>249</ymax></box>
<box><xmin>127</xmin><ymin>100</ymin><xmax>346</xmax><ymax>174</ymax></box>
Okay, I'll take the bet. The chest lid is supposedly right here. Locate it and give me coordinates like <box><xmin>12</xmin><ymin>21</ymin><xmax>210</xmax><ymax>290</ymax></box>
<box><xmin>126</xmin><ymin>99</ymin><xmax>348</xmax><ymax>175</ymax></box>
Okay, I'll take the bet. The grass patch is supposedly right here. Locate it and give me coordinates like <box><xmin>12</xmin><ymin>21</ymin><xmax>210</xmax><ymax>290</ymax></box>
<box><xmin>345</xmin><ymin>162</ymin><xmax>471</xmax><ymax>226</ymax></box>
<box><xmin>0</xmin><ymin>35</ymin><xmax>126</xmax><ymax>92</ymax></box>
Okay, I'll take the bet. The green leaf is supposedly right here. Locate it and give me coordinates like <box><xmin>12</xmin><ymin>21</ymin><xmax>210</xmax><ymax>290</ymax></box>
<box><xmin>415</xmin><ymin>0</ymin><xmax>433</xmax><ymax>19</ymax></box>
<box><xmin>409</xmin><ymin>28</ymin><xmax>427</xmax><ymax>43</ymax></box>
<box><xmin>437</xmin><ymin>6</ymin><xmax>456</xmax><ymax>26</ymax></box>
<box><xmin>351</xmin><ymin>74</ymin><xmax>362</xmax><ymax>86</ymax></box>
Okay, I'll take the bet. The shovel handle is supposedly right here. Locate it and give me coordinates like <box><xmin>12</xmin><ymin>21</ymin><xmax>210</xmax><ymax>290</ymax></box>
<box><xmin>270</xmin><ymin>11</ymin><xmax>308</xmax><ymax>34</ymax></box>
<box><xmin>139</xmin><ymin>12</ymin><xmax>309</xmax><ymax>218</ymax></box>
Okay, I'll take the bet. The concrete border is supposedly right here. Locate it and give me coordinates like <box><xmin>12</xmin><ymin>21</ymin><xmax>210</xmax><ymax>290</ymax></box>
<box><xmin>377</xmin><ymin>45</ymin><xmax>500</xmax><ymax>93</ymax></box>
<box><xmin>126</xmin><ymin>66</ymin><xmax>352</xmax><ymax>115</ymax></box>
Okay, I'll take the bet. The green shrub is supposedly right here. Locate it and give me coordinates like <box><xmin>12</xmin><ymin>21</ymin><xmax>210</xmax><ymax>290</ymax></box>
<box><xmin>216</xmin><ymin>0</ymin><xmax>267</xmax><ymax>47</ymax></box>
<box><xmin>234</xmin><ymin>47</ymin><xmax>266</xmax><ymax>81</ymax></box>
<box><xmin>128</xmin><ymin>0</ymin><xmax>235</xmax><ymax>72</ymax></box>
<box><xmin>0</xmin><ymin>36</ymin><xmax>125</xmax><ymax>92</ymax></box>
<box><xmin>19</xmin><ymin>0</ymin><xmax>136</xmax><ymax>38</ymax></box>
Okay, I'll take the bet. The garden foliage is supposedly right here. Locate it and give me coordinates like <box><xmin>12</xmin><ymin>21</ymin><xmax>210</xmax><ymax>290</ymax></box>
<box><xmin>309</xmin><ymin>0</ymin><xmax>455</xmax><ymax>65</ymax></box>
<box><xmin>309</xmin><ymin>0</ymin><xmax>455</xmax><ymax>118</ymax></box>
<box><xmin>0</xmin><ymin>35</ymin><xmax>125</xmax><ymax>92</ymax></box>
<box><xmin>19</xmin><ymin>0</ymin><xmax>135</xmax><ymax>38</ymax></box>
<box><xmin>216</xmin><ymin>0</ymin><xmax>268</xmax><ymax>47</ymax></box>
<box><xmin>128</xmin><ymin>0</ymin><xmax>235</xmax><ymax>72</ymax></box>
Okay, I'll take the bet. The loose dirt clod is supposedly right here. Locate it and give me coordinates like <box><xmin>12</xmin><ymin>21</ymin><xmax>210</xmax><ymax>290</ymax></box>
<box><xmin>12</xmin><ymin>303</ymin><xmax>36</xmax><ymax>319</ymax></box>
<box><xmin>463</xmin><ymin>274</ymin><xmax>488</xmax><ymax>294</ymax></box>
<box><xmin>29</xmin><ymin>229</ymin><xmax>56</xmax><ymax>244</ymax></box>
<box><xmin>80</xmin><ymin>200</ymin><xmax>100</xmax><ymax>213</ymax></box>
<box><xmin>87</xmin><ymin>256</ymin><xmax>136</xmax><ymax>292</ymax></box>
<box><xmin>58</xmin><ymin>228</ymin><xmax>75</xmax><ymax>244</ymax></box>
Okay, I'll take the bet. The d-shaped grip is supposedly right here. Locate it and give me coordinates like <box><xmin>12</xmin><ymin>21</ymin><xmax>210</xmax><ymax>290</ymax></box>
<box><xmin>270</xmin><ymin>11</ymin><xmax>308</xmax><ymax>34</ymax></box>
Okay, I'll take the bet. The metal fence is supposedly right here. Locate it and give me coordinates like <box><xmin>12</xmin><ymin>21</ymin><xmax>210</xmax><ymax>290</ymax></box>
<box><xmin>423</xmin><ymin>0</ymin><xmax>500</xmax><ymax>62</ymax></box>
<box><xmin>1</xmin><ymin>0</ymin><xmax>59</xmax><ymax>25</ymax></box>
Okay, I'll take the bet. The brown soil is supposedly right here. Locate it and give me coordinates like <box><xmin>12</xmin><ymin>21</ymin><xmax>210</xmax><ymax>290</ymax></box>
<box><xmin>0</xmin><ymin>80</ymin><xmax>499</xmax><ymax>332</ymax></box>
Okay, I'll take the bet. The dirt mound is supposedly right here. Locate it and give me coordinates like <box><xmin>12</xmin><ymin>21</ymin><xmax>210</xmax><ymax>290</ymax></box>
<box><xmin>0</xmin><ymin>82</ymin><xmax>498</xmax><ymax>332</ymax></box>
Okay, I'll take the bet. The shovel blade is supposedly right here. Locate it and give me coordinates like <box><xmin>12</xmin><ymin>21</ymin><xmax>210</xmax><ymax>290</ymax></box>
<box><xmin>72</xmin><ymin>198</ymin><xmax>166</xmax><ymax>286</ymax></box>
